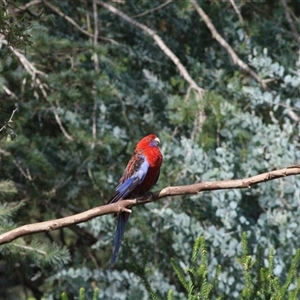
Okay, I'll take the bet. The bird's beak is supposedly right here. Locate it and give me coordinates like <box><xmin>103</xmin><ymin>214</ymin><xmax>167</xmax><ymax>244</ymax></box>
<box><xmin>154</xmin><ymin>137</ymin><xmax>160</xmax><ymax>145</ymax></box>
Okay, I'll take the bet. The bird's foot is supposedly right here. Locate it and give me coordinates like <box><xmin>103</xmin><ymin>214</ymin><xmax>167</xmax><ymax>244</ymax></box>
<box><xmin>144</xmin><ymin>191</ymin><xmax>153</xmax><ymax>199</ymax></box>
<box><xmin>136</xmin><ymin>191</ymin><xmax>153</xmax><ymax>203</ymax></box>
<box><xmin>121</xmin><ymin>207</ymin><xmax>132</xmax><ymax>214</ymax></box>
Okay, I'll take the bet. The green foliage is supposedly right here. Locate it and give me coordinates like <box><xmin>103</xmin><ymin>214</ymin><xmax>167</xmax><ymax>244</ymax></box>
<box><xmin>169</xmin><ymin>235</ymin><xmax>300</xmax><ymax>299</ymax></box>
<box><xmin>0</xmin><ymin>199</ymin><xmax>25</xmax><ymax>222</ymax></box>
<box><xmin>171</xmin><ymin>237</ymin><xmax>221</xmax><ymax>299</ymax></box>
<box><xmin>59</xmin><ymin>235</ymin><xmax>300</xmax><ymax>299</ymax></box>
<box><xmin>239</xmin><ymin>233</ymin><xmax>300</xmax><ymax>300</ymax></box>
<box><xmin>61</xmin><ymin>288</ymin><xmax>99</xmax><ymax>300</ymax></box>
<box><xmin>0</xmin><ymin>180</ymin><xmax>17</xmax><ymax>194</ymax></box>
<box><xmin>0</xmin><ymin>3</ymin><xmax>32</xmax><ymax>49</ymax></box>
<box><xmin>1</xmin><ymin>0</ymin><xmax>300</xmax><ymax>299</ymax></box>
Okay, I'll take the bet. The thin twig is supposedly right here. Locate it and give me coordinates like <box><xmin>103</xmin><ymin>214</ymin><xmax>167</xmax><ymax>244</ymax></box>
<box><xmin>0</xmin><ymin>108</ymin><xmax>18</xmax><ymax>132</ymax></box>
<box><xmin>13</xmin><ymin>243</ymin><xmax>47</xmax><ymax>255</ymax></box>
<box><xmin>229</xmin><ymin>0</ymin><xmax>243</xmax><ymax>24</ymax></box>
<box><xmin>192</xmin><ymin>1</ymin><xmax>268</xmax><ymax>90</ymax></box>
<box><xmin>280</xmin><ymin>0</ymin><xmax>300</xmax><ymax>44</ymax></box>
<box><xmin>0</xmin><ymin>165</ymin><xmax>299</xmax><ymax>245</ymax></box>
<box><xmin>93</xmin><ymin>0</ymin><xmax>99</xmax><ymax>69</ymax></box>
<box><xmin>51</xmin><ymin>108</ymin><xmax>74</xmax><ymax>141</ymax></box>
<box><xmin>132</xmin><ymin>0</ymin><xmax>173</xmax><ymax>19</ymax></box>
<box><xmin>91</xmin><ymin>0</ymin><xmax>99</xmax><ymax>148</ymax></box>
<box><xmin>43</xmin><ymin>0</ymin><xmax>94</xmax><ymax>38</ymax></box>
<box><xmin>8</xmin><ymin>45</ymin><xmax>48</xmax><ymax>99</ymax></box>
<box><xmin>96</xmin><ymin>0</ymin><xmax>205</xmax><ymax>97</ymax></box>
<box><xmin>13</xmin><ymin>0</ymin><xmax>42</xmax><ymax>12</ymax></box>
<box><xmin>43</xmin><ymin>0</ymin><xmax>118</xmax><ymax>45</ymax></box>
<box><xmin>8</xmin><ymin>45</ymin><xmax>75</xmax><ymax>139</ymax></box>
<box><xmin>9</xmin><ymin>46</ymin><xmax>45</xmax><ymax>77</ymax></box>
<box><xmin>2</xmin><ymin>85</ymin><xmax>17</xmax><ymax>99</ymax></box>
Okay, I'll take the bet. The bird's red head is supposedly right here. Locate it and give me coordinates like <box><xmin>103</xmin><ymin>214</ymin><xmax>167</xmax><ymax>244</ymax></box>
<box><xmin>135</xmin><ymin>134</ymin><xmax>160</xmax><ymax>150</ymax></box>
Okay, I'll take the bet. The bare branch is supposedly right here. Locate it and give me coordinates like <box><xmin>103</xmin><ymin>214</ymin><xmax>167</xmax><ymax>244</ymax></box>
<box><xmin>0</xmin><ymin>165</ymin><xmax>299</xmax><ymax>245</ymax></box>
<box><xmin>132</xmin><ymin>0</ymin><xmax>173</xmax><ymax>19</ymax></box>
<box><xmin>13</xmin><ymin>0</ymin><xmax>42</xmax><ymax>12</ymax></box>
<box><xmin>2</xmin><ymin>85</ymin><xmax>17</xmax><ymax>99</ymax></box>
<box><xmin>91</xmin><ymin>0</ymin><xmax>99</xmax><ymax>148</ymax></box>
<box><xmin>280</xmin><ymin>0</ymin><xmax>300</xmax><ymax>44</ymax></box>
<box><xmin>8</xmin><ymin>45</ymin><xmax>48</xmax><ymax>99</ymax></box>
<box><xmin>13</xmin><ymin>243</ymin><xmax>47</xmax><ymax>255</ymax></box>
<box><xmin>8</xmin><ymin>45</ymin><xmax>76</xmax><ymax>140</ymax></box>
<box><xmin>0</xmin><ymin>108</ymin><xmax>18</xmax><ymax>132</ymax></box>
<box><xmin>192</xmin><ymin>1</ymin><xmax>268</xmax><ymax>90</ymax></box>
<box><xmin>92</xmin><ymin>0</ymin><xmax>99</xmax><ymax>71</ymax></box>
<box><xmin>96</xmin><ymin>0</ymin><xmax>205</xmax><ymax>97</ymax></box>
<box><xmin>229</xmin><ymin>0</ymin><xmax>243</xmax><ymax>24</ymax></box>
<box><xmin>9</xmin><ymin>46</ymin><xmax>45</xmax><ymax>78</ymax></box>
<box><xmin>43</xmin><ymin>1</ymin><xmax>94</xmax><ymax>38</ymax></box>
<box><xmin>51</xmin><ymin>108</ymin><xmax>74</xmax><ymax>141</ymax></box>
<box><xmin>43</xmin><ymin>0</ymin><xmax>118</xmax><ymax>45</ymax></box>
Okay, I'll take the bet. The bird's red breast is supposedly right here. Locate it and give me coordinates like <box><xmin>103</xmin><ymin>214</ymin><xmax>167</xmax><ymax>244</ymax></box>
<box><xmin>125</xmin><ymin>134</ymin><xmax>162</xmax><ymax>196</ymax></box>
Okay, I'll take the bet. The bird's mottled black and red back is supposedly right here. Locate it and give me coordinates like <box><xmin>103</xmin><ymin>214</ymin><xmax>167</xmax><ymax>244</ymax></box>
<box><xmin>107</xmin><ymin>134</ymin><xmax>163</xmax><ymax>267</ymax></box>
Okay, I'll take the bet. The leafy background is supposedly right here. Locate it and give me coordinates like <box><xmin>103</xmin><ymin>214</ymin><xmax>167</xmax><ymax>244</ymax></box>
<box><xmin>1</xmin><ymin>0</ymin><xmax>300</xmax><ymax>299</ymax></box>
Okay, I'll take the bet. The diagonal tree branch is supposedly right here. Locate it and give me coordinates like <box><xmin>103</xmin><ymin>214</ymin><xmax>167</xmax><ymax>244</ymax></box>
<box><xmin>192</xmin><ymin>0</ymin><xmax>268</xmax><ymax>90</ymax></box>
<box><xmin>95</xmin><ymin>0</ymin><xmax>205</xmax><ymax>97</ymax></box>
<box><xmin>43</xmin><ymin>0</ymin><xmax>94</xmax><ymax>38</ymax></box>
<box><xmin>0</xmin><ymin>165</ymin><xmax>299</xmax><ymax>245</ymax></box>
<box><xmin>43</xmin><ymin>0</ymin><xmax>118</xmax><ymax>45</ymax></box>
<box><xmin>0</xmin><ymin>108</ymin><xmax>18</xmax><ymax>132</ymax></box>
<box><xmin>229</xmin><ymin>0</ymin><xmax>244</xmax><ymax>24</ymax></box>
<box><xmin>8</xmin><ymin>46</ymin><xmax>76</xmax><ymax>140</ymax></box>
<box><xmin>132</xmin><ymin>0</ymin><xmax>173</xmax><ymax>19</ymax></box>
<box><xmin>13</xmin><ymin>0</ymin><xmax>42</xmax><ymax>12</ymax></box>
<box><xmin>280</xmin><ymin>0</ymin><xmax>300</xmax><ymax>44</ymax></box>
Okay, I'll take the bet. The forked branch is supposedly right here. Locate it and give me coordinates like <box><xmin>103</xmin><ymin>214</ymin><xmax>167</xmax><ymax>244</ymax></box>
<box><xmin>192</xmin><ymin>1</ymin><xmax>268</xmax><ymax>90</ymax></box>
<box><xmin>96</xmin><ymin>0</ymin><xmax>205</xmax><ymax>97</ymax></box>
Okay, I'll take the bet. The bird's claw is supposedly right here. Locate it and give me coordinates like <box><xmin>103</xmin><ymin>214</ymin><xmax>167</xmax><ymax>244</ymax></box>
<box><xmin>136</xmin><ymin>191</ymin><xmax>153</xmax><ymax>203</ymax></box>
<box><xmin>144</xmin><ymin>191</ymin><xmax>153</xmax><ymax>199</ymax></box>
<box><xmin>121</xmin><ymin>207</ymin><xmax>132</xmax><ymax>214</ymax></box>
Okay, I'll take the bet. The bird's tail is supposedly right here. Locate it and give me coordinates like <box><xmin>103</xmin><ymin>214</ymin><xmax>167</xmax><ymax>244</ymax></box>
<box><xmin>110</xmin><ymin>212</ymin><xmax>130</xmax><ymax>268</ymax></box>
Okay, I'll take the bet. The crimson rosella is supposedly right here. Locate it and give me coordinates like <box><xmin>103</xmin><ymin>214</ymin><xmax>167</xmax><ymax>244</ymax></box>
<box><xmin>108</xmin><ymin>134</ymin><xmax>163</xmax><ymax>267</ymax></box>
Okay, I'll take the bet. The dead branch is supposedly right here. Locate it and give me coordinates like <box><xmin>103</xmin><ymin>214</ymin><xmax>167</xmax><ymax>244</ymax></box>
<box><xmin>13</xmin><ymin>0</ymin><xmax>42</xmax><ymax>13</ymax></box>
<box><xmin>192</xmin><ymin>1</ymin><xmax>268</xmax><ymax>90</ymax></box>
<box><xmin>229</xmin><ymin>0</ymin><xmax>243</xmax><ymax>24</ymax></box>
<box><xmin>0</xmin><ymin>108</ymin><xmax>18</xmax><ymax>132</ymax></box>
<box><xmin>132</xmin><ymin>0</ymin><xmax>173</xmax><ymax>19</ymax></box>
<box><xmin>280</xmin><ymin>0</ymin><xmax>300</xmax><ymax>44</ymax></box>
<box><xmin>0</xmin><ymin>165</ymin><xmax>299</xmax><ymax>245</ymax></box>
<box><xmin>43</xmin><ymin>1</ymin><xmax>94</xmax><ymax>39</ymax></box>
<box><xmin>2</xmin><ymin>85</ymin><xmax>17</xmax><ymax>99</ymax></box>
<box><xmin>51</xmin><ymin>108</ymin><xmax>74</xmax><ymax>141</ymax></box>
<box><xmin>43</xmin><ymin>0</ymin><xmax>118</xmax><ymax>45</ymax></box>
<box><xmin>96</xmin><ymin>0</ymin><xmax>205</xmax><ymax>97</ymax></box>
<box><xmin>9</xmin><ymin>45</ymin><xmax>75</xmax><ymax>140</ymax></box>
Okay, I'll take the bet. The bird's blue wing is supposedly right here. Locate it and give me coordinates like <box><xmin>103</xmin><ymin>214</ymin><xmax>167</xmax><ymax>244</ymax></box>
<box><xmin>108</xmin><ymin>154</ymin><xmax>149</xmax><ymax>267</ymax></box>
<box><xmin>108</xmin><ymin>154</ymin><xmax>149</xmax><ymax>204</ymax></box>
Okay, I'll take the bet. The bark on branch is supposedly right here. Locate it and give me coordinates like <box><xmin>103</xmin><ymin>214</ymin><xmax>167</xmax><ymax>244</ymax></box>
<box><xmin>0</xmin><ymin>108</ymin><xmax>18</xmax><ymax>132</ymax></box>
<box><xmin>0</xmin><ymin>165</ymin><xmax>299</xmax><ymax>245</ymax></box>
<box><xmin>192</xmin><ymin>0</ymin><xmax>268</xmax><ymax>90</ymax></box>
<box><xmin>95</xmin><ymin>0</ymin><xmax>205</xmax><ymax>97</ymax></box>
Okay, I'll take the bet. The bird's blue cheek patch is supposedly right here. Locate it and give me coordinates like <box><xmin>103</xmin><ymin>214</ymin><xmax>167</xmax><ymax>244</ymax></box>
<box><xmin>149</xmin><ymin>140</ymin><xmax>158</xmax><ymax>147</ymax></box>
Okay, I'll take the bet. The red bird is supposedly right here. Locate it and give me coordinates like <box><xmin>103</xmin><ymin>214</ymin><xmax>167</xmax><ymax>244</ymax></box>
<box><xmin>108</xmin><ymin>134</ymin><xmax>163</xmax><ymax>267</ymax></box>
